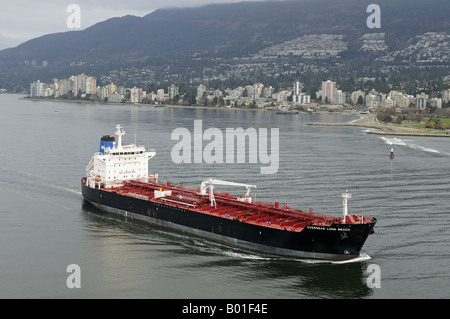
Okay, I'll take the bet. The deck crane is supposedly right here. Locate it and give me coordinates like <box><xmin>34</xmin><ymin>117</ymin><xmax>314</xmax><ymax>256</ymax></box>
<box><xmin>199</xmin><ymin>178</ymin><xmax>257</xmax><ymax>207</ymax></box>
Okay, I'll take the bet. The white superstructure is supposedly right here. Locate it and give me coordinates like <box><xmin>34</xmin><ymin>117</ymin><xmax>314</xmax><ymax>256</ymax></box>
<box><xmin>85</xmin><ymin>125</ymin><xmax>156</xmax><ymax>189</ymax></box>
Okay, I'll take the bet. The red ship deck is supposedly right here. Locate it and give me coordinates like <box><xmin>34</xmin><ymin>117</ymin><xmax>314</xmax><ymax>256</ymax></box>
<box><xmin>88</xmin><ymin>179</ymin><xmax>373</xmax><ymax>232</ymax></box>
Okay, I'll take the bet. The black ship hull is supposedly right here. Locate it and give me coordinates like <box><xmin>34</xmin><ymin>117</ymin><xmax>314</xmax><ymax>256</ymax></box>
<box><xmin>81</xmin><ymin>181</ymin><xmax>376</xmax><ymax>261</ymax></box>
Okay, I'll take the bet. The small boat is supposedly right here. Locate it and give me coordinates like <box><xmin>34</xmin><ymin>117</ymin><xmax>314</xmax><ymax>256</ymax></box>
<box><xmin>390</xmin><ymin>147</ymin><xmax>394</xmax><ymax>159</ymax></box>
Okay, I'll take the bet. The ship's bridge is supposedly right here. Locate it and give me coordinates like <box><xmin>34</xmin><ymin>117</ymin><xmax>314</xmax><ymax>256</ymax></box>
<box><xmin>85</xmin><ymin>125</ymin><xmax>156</xmax><ymax>189</ymax></box>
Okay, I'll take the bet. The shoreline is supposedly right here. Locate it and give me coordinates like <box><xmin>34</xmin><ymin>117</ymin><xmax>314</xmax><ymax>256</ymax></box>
<box><xmin>20</xmin><ymin>96</ymin><xmax>309</xmax><ymax>113</ymax></box>
<box><xmin>21</xmin><ymin>96</ymin><xmax>448</xmax><ymax>137</ymax></box>
<box><xmin>309</xmin><ymin>113</ymin><xmax>450</xmax><ymax>138</ymax></box>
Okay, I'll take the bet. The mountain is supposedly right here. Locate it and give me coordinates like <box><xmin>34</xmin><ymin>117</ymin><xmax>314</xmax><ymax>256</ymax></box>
<box><xmin>0</xmin><ymin>34</ymin><xmax>24</xmax><ymax>51</ymax></box>
<box><xmin>0</xmin><ymin>0</ymin><xmax>449</xmax><ymax>91</ymax></box>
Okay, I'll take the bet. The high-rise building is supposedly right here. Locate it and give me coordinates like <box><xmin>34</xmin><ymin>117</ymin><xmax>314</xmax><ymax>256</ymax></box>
<box><xmin>130</xmin><ymin>87</ymin><xmax>144</xmax><ymax>103</ymax></box>
<box><xmin>415</xmin><ymin>93</ymin><xmax>429</xmax><ymax>109</ymax></box>
<box><xmin>351</xmin><ymin>90</ymin><xmax>365</xmax><ymax>105</ymax></box>
<box><xmin>168</xmin><ymin>84</ymin><xmax>179</xmax><ymax>100</ymax></box>
<box><xmin>264</xmin><ymin>86</ymin><xmax>274</xmax><ymax>98</ymax></box>
<box><xmin>429</xmin><ymin>98</ymin><xmax>442</xmax><ymax>109</ymax></box>
<box><xmin>301</xmin><ymin>94</ymin><xmax>311</xmax><ymax>104</ymax></box>
<box><xmin>86</xmin><ymin>77</ymin><xmax>97</xmax><ymax>95</ymax></box>
<box><xmin>333</xmin><ymin>90</ymin><xmax>346</xmax><ymax>105</ymax></box>
<box><xmin>107</xmin><ymin>92</ymin><xmax>123</xmax><ymax>103</ymax></box>
<box><xmin>293</xmin><ymin>93</ymin><xmax>311</xmax><ymax>104</ymax></box>
<box><xmin>109</xmin><ymin>82</ymin><xmax>117</xmax><ymax>95</ymax></box>
<box><xmin>29</xmin><ymin>80</ymin><xmax>44</xmax><ymax>97</ymax></box>
<box><xmin>367</xmin><ymin>90</ymin><xmax>384</xmax><ymax>108</ymax></box>
<box><xmin>293</xmin><ymin>81</ymin><xmax>301</xmax><ymax>96</ymax></box>
<box><xmin>197</xmin><ymin>84</ymin><xmax>206</xmax><ymax>99</ymax></box>
<box><xmin>273</xmin><ymin>90</ymin><xmax>290</xmax><ymax>102</ymax></box>
<box><xmin>72</xmin><ymin>73</ymin><xmax>88</xmax><ymax>95</ymax></box>
<box><xmin>292</xmin><ymin>81</ymin><xmax>310</xmax><ymax>104</ymax></box>
<box><xmin>156</xmin><ymin>89</ymin><xmax>165</xmax><ymax>102</ymax></box>
<box><xmin>253</xmin><ymin>83</ymin><xmax>264</xmax><ymax>98</ymax></box>
<box><xmin>321</xmin><ymin>80</ymin><xmax>336</xmax><ymax>103</ymax></box>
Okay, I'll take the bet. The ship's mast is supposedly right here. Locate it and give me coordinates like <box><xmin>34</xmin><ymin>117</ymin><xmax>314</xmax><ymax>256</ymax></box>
<box><xmin>114</xmin><ymin>124</ymin><xmax>126</xmax><ymax>149</ymax></box>
<box><xmin>342</xmin><ymin>190</ymin><xmax>352</xmax><ymax>223</ymax></box>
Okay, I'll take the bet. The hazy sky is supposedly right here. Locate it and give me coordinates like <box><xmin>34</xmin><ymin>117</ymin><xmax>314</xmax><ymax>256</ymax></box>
<box><xmin>0</xmin><ymin>0</ymin><xmax>263</xmax><ymax>44</ymax></box>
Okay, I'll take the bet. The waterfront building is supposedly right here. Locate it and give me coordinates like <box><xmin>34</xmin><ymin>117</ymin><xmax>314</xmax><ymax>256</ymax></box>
<box><xmin>253</xmin><ymin>83</ymin><xmax>264</xmax><ymax>98</ymax></box>
<box><xmin>59</xmin><ymin>79</ymin><xmax>73</xmax><ymax>96</ymax></box>
<box><xmin>72</xmin><ymin>74</ymin><xmax>88</xmax><ymax>95</ymax></box>
<box><xmin>86</xmin><ymin>77</ymin><xmax>97</xmax><ymax>95</ymax></box>
<box><xmin>293</xmin><ymin>81</ymin><xmax>301</xmax><ymax>96</ymax></box>
<box><xmin>321</xmin><ymin>80</ymin><xmax>336</xmax><ymax>103</ymax></box>
<box><xmin>156</xmin><ymin>89</ymin><xmax>165</xmax><ymax>102</ymax></box>
<box><xmin>293</xmin><ymin>93</ymin><xmax>311</xmax><ymax>104</ymax></box>
<box><xmin>44</xmin><ymin>87</ymin><xmax>54</xmax><ymax>97</ymax></box>
<box><xmin>168</xmin><ymin>84</ymin><xmax>179</xmax><ymax>100</ymax></box>
<box><xmin>351</xmin><ymin>90</ymin><xmax>365</xmax><ymax>105</ymax></box>
<box><xmin>197</xmin><ymin>84</ymin><xmax>206</xmax><ymax>99</ymax></box>
<box><xmin>29</xmin><ymin>80</ymin><xmax>44</xmax><ymax>97</ymax></box>
<box><xmin>366</xmin><ymin>90</ymin><xmax>384</xmax><ymax>108</ymax></box>
<box><xmin>415</xmin><ymin>93</ymin><xmax>429</xmax><ymax>109</ymax></box>
<box><xmin>107</xmin><ymin>92</ymin><xmax>123</xmax><ymax>103</ymax></box>
<box><xmin>333</xmin><ymin>90</ymin><xmax>346</xmax><ymax>105</ymax></box>
<box><xmin>301</xmin><ymin>94</ymin><xmax>311</xmax><ymax>104</ymax></box>
<box><xmin>292</xmin><ymin>81</ymin><xmax>306</xmax><ymax>104</ymax></box>
<box><xmin>130</xmin><ymin>86</ymin><xmax>144</xmax><ymax>103</ymax></box>
<box><xmin>99</xmin><ymin>86</ymin><xmax>110</xmax><ymax>100</ymax></box>
<box><xmin>228</xmin><ymin>87</ymin><xmax>244</xmax><ymax>99</ymax></box>
<box><xmin>264</xmin><ymin>86</ymin><xmax>274</xmax><ymax>98</ymax></box>
<box><xmin>109</xmin><ymin>83</ymin><xmax>117</xmax><ymax>95</ymax></box>
<box><xmin>392</xmin><ymin>91</ymin><xmax>410</xmax><ymax>108</ymax></box>
<box><xmin>429</xmin><ymin>98</ymin><xmax>442</xmax><ymax>109</ymax></box>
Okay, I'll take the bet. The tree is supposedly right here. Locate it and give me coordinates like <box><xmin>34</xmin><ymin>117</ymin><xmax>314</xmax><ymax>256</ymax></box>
<box><xmin>407</xmin><ymin>113</ymin><xmax>424</xmax><ymax>123</ymax></box>
<box><xmin>183</xmin><ymin>87</ymin><xmax>197</xmax><ymax>106</ymax></box>
<box><xmin>425</xmin><ymin>118</ymin><xmax>446</xmax><ymax>130</ymax></box>
<box><xmin>357</xmin><ymin>95</ymin><xmax>364</xmax><ymax>105</ymax></box>
<box><xmin>172</xmin><ymin>94</ymin><xmax>180</xmax><ymax>104</ymax></box>
<box><xmin>376</xmin><ymin>108</ymin><xmax>394</xmax><ymax>123</ymax></box>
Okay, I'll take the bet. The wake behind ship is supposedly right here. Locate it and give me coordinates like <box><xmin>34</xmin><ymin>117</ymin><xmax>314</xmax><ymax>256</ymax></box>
<box><xmin>81</xmin><ymin>125</ymin><xmax>376</xmax><ymax>261</ymax></box>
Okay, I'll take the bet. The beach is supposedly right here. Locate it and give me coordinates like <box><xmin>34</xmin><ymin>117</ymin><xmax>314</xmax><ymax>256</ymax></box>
<box><xmin>309</xmin><ymin>113</ymin><xmax>450</xmax><ymax>137</ymax></box>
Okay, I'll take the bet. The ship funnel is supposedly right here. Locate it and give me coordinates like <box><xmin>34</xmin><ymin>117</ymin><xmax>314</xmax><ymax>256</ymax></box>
<box><xmin>99</xmin><ymin>135</ymin><xmax>115</xmax><ymax>155</ymax></box>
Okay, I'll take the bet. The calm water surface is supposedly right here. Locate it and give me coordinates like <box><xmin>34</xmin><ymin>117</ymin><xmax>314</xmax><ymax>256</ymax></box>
<box><xmin>0</xmin><ymin>94</ymin><xmax>449</xmax><ymax>299</ymax></box>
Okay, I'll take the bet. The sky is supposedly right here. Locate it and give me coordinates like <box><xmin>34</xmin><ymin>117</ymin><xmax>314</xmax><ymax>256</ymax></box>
<box><xmin>0</xmin><ymin>0</ymin><xmax>264</xmax><ymax>49</ymax></box>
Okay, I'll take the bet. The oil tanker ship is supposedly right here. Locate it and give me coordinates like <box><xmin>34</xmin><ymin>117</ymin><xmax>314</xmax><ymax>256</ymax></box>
<box><xmin>81</xmin><ymin>125</ymin><xmax>376</xmax><ymax>261</ymax></box>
